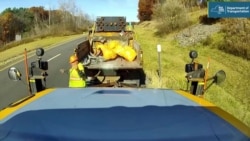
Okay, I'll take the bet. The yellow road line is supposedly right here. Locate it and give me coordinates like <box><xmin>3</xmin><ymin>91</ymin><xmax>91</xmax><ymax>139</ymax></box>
<box><xmin>175</xmin><ymin>90</ymin><xmax>250</xmax><ymax>137</ymax></box>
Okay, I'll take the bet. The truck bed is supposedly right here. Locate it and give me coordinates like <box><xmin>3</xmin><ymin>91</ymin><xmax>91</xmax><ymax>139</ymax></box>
<box><xmin>76</xmin><ymin>39</ymin><xmax>142</xmax><ymax>70</ymax></box>
<box><xmin>86</xmin><ymin>56</ymin><xmax>142</xmax><ymax>69</ymax></box>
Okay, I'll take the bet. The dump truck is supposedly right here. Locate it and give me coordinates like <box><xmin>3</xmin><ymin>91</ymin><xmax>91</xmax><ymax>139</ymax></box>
<box><xmin>4</xmin><ymin>44</ymin><xmax>247</xmax><ymax>141</ymax></box>
<box><xmin>74</xmin><ymin>16</ymin><xmax>145</xmax><ymax>87</ymax></box>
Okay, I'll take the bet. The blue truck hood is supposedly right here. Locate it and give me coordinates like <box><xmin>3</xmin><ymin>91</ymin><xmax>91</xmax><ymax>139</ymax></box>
<box><xmin>0</xmin><ymin>88</ymin><xmax>249</xmax><ymax>141</ymax></box>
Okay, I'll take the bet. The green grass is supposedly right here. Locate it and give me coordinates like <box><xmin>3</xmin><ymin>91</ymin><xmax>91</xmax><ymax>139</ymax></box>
<box><xmin>135</xmin><ymin>21</ymin><xmax>250</xmax><ymax>127</ymax></box>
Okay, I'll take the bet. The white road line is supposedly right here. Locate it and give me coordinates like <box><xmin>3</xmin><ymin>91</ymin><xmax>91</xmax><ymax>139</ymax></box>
<box><xmin>47</xmin><ymin>54</ymin><xmax>61</xmax><ymax>62</ymax></box>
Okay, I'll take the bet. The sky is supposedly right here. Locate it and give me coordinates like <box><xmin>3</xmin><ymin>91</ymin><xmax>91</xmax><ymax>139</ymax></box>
<box><xmin>0</xmin><ymin>0</ymin><xmax>139</xmax><ymax>22</ymax></box>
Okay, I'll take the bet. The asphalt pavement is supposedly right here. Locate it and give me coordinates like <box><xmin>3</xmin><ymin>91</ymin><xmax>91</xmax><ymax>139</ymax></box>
<box><xmin>0</xmin><ymin>36</ymin><xmax>86</xmax><ymax>110</ymax></box>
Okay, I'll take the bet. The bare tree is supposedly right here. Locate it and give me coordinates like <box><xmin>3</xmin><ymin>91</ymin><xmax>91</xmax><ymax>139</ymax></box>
<box><xmin>58</xmin><ymin>0</ymin><xmax>78</xmax><ymax>31</ymax></box>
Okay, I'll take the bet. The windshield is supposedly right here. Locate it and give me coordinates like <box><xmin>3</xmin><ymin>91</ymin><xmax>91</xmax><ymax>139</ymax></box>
<box><xmin>0</xmin><ymin>0</ymin><xmax>249</xmax><ymax>140</ymax></box>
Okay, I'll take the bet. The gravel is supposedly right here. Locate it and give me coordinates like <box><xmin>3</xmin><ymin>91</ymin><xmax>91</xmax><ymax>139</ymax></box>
<box><xmin>175</xmin><ymin>23</ymin><xmax>222</xmax><ymax>47</ymax></box>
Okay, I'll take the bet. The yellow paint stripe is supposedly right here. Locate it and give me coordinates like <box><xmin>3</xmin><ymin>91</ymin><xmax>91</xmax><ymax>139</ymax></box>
<box><xmin>175</xmin><ymin>90</ymin><xmax>250</xmax><ymax>137</ymax></box>
<box><xmin>0</xmin><ymin>88</ymin><xmax>55</xmax><ymax>120</ymax></box>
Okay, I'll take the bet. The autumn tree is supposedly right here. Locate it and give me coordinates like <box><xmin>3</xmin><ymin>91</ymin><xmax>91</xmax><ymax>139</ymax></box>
<box><xmin>29</xmin><ymin>7</ymin><xmax>49</xmax><ymax>24</ymax></box>
<box><xmin>0</xmin><ymin>17</ymin><xmax>4</xmax><ymax>44</ymax></box>
<box><xmin>0</xmin><ymin>8</ymin><xmax>35</xmax><ymax>44</ymax></box>
<box><xmin>137</xmin><ymin>0</ymin><xmax>158</xmax><ymax>22</ymax></box>
<box><xmin>0</xmin><ymin>12</ymin><xmax>22</xmax><ymax>43</ymax></box>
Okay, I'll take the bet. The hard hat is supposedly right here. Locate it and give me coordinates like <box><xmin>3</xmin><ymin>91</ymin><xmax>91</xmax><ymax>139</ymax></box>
<box><xmin>69</xmin><ymin>55</ymin><xmax>78</xmax><ymax>63</ymax></box>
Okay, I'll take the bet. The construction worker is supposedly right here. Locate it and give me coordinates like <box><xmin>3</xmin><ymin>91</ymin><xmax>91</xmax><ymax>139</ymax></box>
<box><xmin>68</xmin><ymin>55</ymin><xmax>86</xmax><ymax>88</ymax></box>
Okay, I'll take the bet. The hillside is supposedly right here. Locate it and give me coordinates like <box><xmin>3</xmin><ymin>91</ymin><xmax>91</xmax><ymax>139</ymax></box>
<box><xmin>134</xmin><ymin>13</ymin><xmax>250</xmax><ymax>127</ymax></box>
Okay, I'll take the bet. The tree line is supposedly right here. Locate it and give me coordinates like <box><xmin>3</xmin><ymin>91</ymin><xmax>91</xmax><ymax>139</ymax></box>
<box><xmin>1</xmin><ymin>0</ymin><xmax>248</xmax><ymax>50</ymax></box>
<box><xmin>0</xmin><ymin>1</ymin><xmax>92</xmax><ymax>47</ymax></box>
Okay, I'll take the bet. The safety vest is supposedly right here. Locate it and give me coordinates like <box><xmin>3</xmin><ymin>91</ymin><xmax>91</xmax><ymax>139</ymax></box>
<box><xmin>69</xmin><ymin>63</ymin><xmax>86</xmax><ymax>88</ymax></box>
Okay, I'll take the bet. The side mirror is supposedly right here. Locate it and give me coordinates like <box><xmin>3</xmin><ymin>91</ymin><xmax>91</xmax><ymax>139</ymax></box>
<box><xmin>8</xmin><ymin>67</ymin><xmax>22</xmax><ymax>81</ymax></box>
<box><xmin>214</xmin><ymin>70</ymin><xmax>226</xmax><ymax>85</ymax></box>
<box><xmin>189</xmin><ymin>50</ymin><xmax>198</xmax><ymax>59</ymax></box>
<box><xmin>36</xmin><ymin>48</ymin><xmax>45</xmax><ymax>57</ymax></box>
<box><xmin>204</xmin><ymin>70</ymin><xmax>226</xmax><ymax>92</ymax></box>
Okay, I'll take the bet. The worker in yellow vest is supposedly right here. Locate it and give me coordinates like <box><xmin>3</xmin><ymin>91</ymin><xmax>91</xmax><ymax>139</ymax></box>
<box><xmin>68</xmin><ymin>55</ymin><xmax>86</xmax><ymax>88</ymax></box>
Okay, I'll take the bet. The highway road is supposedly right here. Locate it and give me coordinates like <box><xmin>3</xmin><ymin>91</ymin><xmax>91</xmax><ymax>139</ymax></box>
<box><xmin>0</xmin><ymin>35</ymin><xmax>86</xmax><ymax>110</ymax></box>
